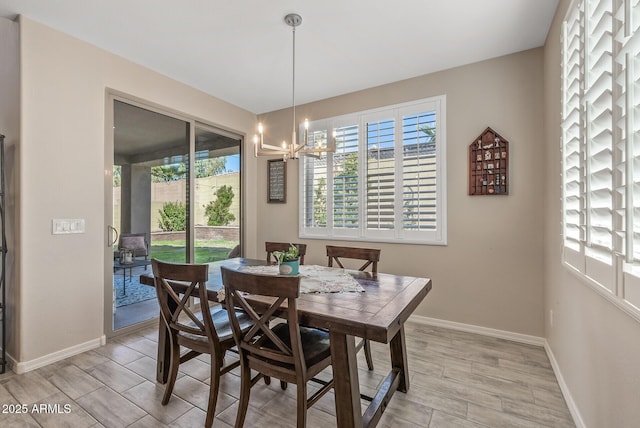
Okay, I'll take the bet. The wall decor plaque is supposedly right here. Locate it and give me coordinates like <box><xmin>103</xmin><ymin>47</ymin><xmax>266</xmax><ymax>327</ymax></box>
<box><xmin>468</xmin><ymin>127</ymin><xmax>509</xmax><ymax>195</ymax></box>
<box><xmin>268</xmin><ymin>159</ymin><xmax>286</xmax><ymax>203</ymax></box>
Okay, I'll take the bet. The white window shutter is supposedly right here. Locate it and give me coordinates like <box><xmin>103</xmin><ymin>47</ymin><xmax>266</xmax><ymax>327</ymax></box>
<box><xmin>301</xmin><ymin>130</ymin><xmax>329</xmax><ymax>231</ymax></box>
<box><xmin>562</xmin><ymin>0</ymin><xmax>640</xmax><ymax>319</ymax></box>
<box><xmin>333</xmin><ymin>125</ymin><xmax>359</xmax><ymax>230</ymax></box>
<box><xmin>300</xmin><ymin>97</ymin><xmax>446</xmax><ymax>245</ymax></box>
<box><xmin>366</xmin><ymin>118</ymin><xmax>396</xmax><ymax>232</ymax></box>
<box><xmin>401</xmin><ymin>111</ymin><xmax>438</xmax><ymax>232</ymax></box>
<box><xmin>617</xmin><ymin>0</ymin><xmax>640</xmax><ymax>309</ymax></box>
<box><xmin>563</xmin><ymin>0</ymin><xmax>585</xmax><ymax>265</ymax></box>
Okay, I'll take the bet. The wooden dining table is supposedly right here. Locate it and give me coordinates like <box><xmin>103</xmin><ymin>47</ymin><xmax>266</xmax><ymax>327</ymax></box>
<box><xmin>140</xmin><ymin>258</ymin><xmax>432</xmax><ymax>427</ymax></box>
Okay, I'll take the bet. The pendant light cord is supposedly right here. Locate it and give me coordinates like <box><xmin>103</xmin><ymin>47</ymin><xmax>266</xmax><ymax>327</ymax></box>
<box><xmin>292</xmin><ymin>24</ymin><xmax>296</xmax><ymax>139</ymax></box>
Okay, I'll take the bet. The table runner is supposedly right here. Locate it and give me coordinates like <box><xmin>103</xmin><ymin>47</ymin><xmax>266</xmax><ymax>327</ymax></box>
<box><xmin>238</xmin><ymin>264</ymin><xmax>365</xmax><ymax>294</ymax></box>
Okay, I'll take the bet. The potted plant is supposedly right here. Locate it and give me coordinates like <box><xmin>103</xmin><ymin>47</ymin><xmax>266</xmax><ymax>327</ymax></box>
<box><xmin>274</xmin><ymin>244</ymin><xmax>300</xmax><ymax>275</ymax></box>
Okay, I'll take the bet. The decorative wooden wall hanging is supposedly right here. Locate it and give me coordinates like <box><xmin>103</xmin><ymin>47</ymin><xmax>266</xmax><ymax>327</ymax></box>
<box><xmin>468</xmin><ymin>127</ymin><xmax>509</xmax><ymax>195</ymax></box>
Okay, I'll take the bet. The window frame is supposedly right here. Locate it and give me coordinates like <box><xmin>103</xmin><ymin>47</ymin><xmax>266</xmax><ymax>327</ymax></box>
<box><xmin>298</xmin><ymin>96</ymin><xmax>447</xmax><ymax>245</ymax></box>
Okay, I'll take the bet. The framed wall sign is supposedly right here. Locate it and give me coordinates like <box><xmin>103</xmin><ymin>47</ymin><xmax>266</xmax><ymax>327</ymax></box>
<box><xmin>268</xmin><ymin>159</ymin><xmax>286</xmax><ymax>203</ymax></box>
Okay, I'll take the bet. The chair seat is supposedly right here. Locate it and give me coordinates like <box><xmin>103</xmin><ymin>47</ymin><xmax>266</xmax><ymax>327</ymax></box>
<box><xmin>181</xmin><ymin>306</ymin><xmax>252</xmax><ymax>343</ymax></box>
<box><xmin>264</xmin><ymin>323</ymin><xmax>331</xmax><ymax>367</ymax></box>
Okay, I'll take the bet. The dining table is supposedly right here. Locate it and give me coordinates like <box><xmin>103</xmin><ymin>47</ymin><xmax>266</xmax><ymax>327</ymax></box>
<box><xmin>140</xmin><ymin>258</ymin><xmax>432</xmax><ymax>428</ymax></box>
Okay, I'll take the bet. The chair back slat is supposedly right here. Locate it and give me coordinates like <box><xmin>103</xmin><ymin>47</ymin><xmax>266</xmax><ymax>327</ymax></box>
<box><xmin>326</xmin><ymin>245</ymin><xmax>381</xmax><ymax>274</ymax></box>
<box><xmin>165</xmin><ymin>280</ymin><xmax>205</xmax><ymax>335</ymax></box>
<box><xmin>233</xmin><ymin>294</ymin><xmax>291</xmax><ymax>355</ymax></box>
<box><xmin>152</xmin><ymin>260</ymin><xmax>220</xmax><ymax>343</ymax></box>
<box><xmin>221</xmin><ymin>267</ymin><xmax>303</xmax><ymax>370</ymax></box>
<box><xmin>265</xmin><ymin>242</ymin><xmax>307</xmax><ymax>265</ymax></box>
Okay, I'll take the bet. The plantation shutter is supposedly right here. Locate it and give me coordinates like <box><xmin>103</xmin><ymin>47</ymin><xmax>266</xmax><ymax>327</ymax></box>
<box><xmin>584</xmin><ymin>0</ymin><xmax>615</xmax><ymax>291</ymax></box>
<box><xmin>400</xmin><ymin>110</ymin><xmax>437</xmax><ymax>232</ymax></box>
<box><xmin>332</xmin><ymin>124</ymin><xmax>359</xmax><ymax>230</ymax></box>
<box><xmin>299</xmin><ymin>96</ymin><xmax>446</xmax><ymax>245</ymax></box>
<box><xmin>563</xmin><ymin>0</ymin><xmax>585</xmax><ymax>270</ymax></box>
<box><xmin>616</xmin><ymin>0</ymin><xmax>640</xmax><ymax>309</ymax></box>
<box><xmin>366</xmin><ymin>118</ymin><xmax>396</xmax><ymax>232</ymax></box>
<box><xmin>562</xmin><ymin>0</ymin><xmax>640</xmax><ymax>319</ymax></box>
<box><xmin>302</xmin><ymin>129</ymin><xmax>329</xmax><ymax>230</ymax></box>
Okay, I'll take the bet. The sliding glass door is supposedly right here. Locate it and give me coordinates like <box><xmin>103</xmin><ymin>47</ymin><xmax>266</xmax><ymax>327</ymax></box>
<box><xmin>106</xmin><ymin>97</ymin><xmax>242</xmax><ymax>334</ymax></box>
<box><xmin>194</xmin><ymin>124</ymin><xmax>241</xmax><ymax>263</ymax></box>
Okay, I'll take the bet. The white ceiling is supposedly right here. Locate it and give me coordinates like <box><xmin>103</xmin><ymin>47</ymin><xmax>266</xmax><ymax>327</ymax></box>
<box><xmin>0</xmin><ymin>0</ymin><xmax>559</xmax><ymax>114</ymax></box>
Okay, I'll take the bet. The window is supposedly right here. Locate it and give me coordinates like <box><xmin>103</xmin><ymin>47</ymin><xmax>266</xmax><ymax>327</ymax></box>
<box><xmin>300</xmin><ymin>96</ymin><xmax>446</xmax><ymax>245</ymax></box>
<box><xmin>561</xmin><ymin>0</ymin><xmax>640</xmax><ymax>319</ymax></box>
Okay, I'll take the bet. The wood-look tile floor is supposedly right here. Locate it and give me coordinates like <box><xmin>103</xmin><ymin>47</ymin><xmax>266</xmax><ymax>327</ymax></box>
<box><xmin>0</xmin><ymin>321</ymin><xmax>575</xmax><ymax>427</ymax></box>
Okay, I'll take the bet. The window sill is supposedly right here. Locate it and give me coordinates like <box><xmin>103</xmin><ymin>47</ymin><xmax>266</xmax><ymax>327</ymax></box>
<box><xmin>563</xmin><ymin>261</ymin><xmax>640</xmax><ymax>324</ymax></box>
<box><xmin>299</xmin><ymin>233</ymin><xmax>447</xmax><ymax>246</ymax></box>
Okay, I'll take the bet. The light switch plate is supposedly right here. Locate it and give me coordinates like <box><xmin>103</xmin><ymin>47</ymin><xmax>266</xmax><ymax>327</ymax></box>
<box><xmin>52</xmin><ymin>219</ymin><xmax>85</xmax><ymax>234</ymax></box>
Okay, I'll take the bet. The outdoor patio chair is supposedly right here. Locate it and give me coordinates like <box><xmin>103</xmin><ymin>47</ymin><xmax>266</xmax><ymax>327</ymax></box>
<box><xmin>227</xmin><ymin>244</ymin><xmax>241</xmax><ymax>258</ymax></box>
<box><xmin>118</xmin><ymin>233</ymin><xmax>149</xmax><ymax>261</ymax></box>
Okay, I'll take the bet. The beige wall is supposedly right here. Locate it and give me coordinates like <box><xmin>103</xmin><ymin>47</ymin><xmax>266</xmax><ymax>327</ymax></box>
<box><xmin>543</xmin><ymin>1</ymin><xmax>640</xmax><ymax>426</ymax></box>
<box><xmin>258</xmin><ymin>48</ymin><xmax>545</xmax><ymax>337</ymax></box>
<box><xmin>0</xmin><ymin>17</ymin><xmax>20</xmax><ymax>365</ymax></box>
<box><xmin>17</xmin><ymin>16</ymin><xmax>258</xmax><ymax>364</ymax></box>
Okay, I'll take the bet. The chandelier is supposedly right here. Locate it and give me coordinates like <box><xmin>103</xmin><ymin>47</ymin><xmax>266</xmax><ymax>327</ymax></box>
<box><xmin>254</xmin><ymin>13</ymin><xmax>335</xmax><ymax>161</ymax></box>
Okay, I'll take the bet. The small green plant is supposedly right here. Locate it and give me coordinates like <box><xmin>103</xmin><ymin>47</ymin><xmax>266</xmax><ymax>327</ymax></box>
<box><xmin>158</xmin><ymin>201</ymin><xmax>186</xmax><ymax>231</ymax></box>
<box><xmin>204</xmin><ymin>185</ymin><xmax>236</xmax><ymax>226</ymax></box>
<box><xmin>273</xmin><ymin>244</ymin><xmax>299</xmax><ymax>264</ymax></box>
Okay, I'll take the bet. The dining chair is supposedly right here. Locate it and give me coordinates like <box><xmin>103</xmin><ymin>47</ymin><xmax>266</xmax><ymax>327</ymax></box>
<box><xmin>326</xmin><ymin>245</ymin><xmax>381</xmax><ymax>371</ymax></box>
<box><xmin>265</xmin><ymin>241</ymin><xmax>307</xmax><ymax>265</ymax></box>
<box><xmin>221</xmin><ymin>266</ymin><xmax>334</xmax><ymax>428</ymax></box>
<box><xmin>326</xmin><ymin>245</ymin><xmax>380</xmax><ymax>275</ymax></box>
<box><xmin>152</xmin><ymin>260</ymin><xmax>253</xmax><ymax>428</ymax></box>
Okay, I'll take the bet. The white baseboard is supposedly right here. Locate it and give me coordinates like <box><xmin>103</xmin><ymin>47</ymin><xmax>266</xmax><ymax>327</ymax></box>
<box><xmin>13</xmin><ymin>335</ymin><xmax>106</xmax><ymax>374</ymax></box>
<box><xmin>4</xmin><ymin>352</ymin><xmax>16</xmax><ymax>372</ymax></box>
<box><xmin>409</xmin><ymin>315</ymin><xmax>546</xmax><ymax>346</ymax></box>
<box><xmin>544</xmin><ymin>341</ymin><xmax>586</xmax><ymax>428</ymax></box>
<box><xmin>409</xmin><ymin>315</ymin><xmax>583</xmax><ymax>428</ymax></box>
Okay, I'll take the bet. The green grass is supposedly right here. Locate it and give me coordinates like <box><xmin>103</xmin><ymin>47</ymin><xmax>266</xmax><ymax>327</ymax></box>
<box><xmin>150</xmin><ymin>239</ymin><xmax>237</xmax><ymax>264</ymax></box>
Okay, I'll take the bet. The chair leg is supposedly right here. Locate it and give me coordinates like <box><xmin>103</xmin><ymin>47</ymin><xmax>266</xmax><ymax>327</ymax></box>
<box><xmin>364</xmin><ymin>339</ymin><xmax>374</xmax><ymax>371</ymax></box>
<box><xmin>162</xmin><ymin>339</ymin><xmax>181</xmax><ymax>405</ymax></box>
<box><xmin>280</xmin><ymin>380</ymin><xmax>288</xmax><ymax>390</ymax></box>
<box><xmin>297</xmin><ymin>382</ymin><xmax>307</xmax><ymax>428</ymax></box>
<box><xmin>235</xmin><ymin>361</ymin><xmax>252</xmax><ymax>428</ymax></box>
<box><xmin>204</xmin><ymin>354</ymin><xmax>222</xmax><ymax>428</ymax></box>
